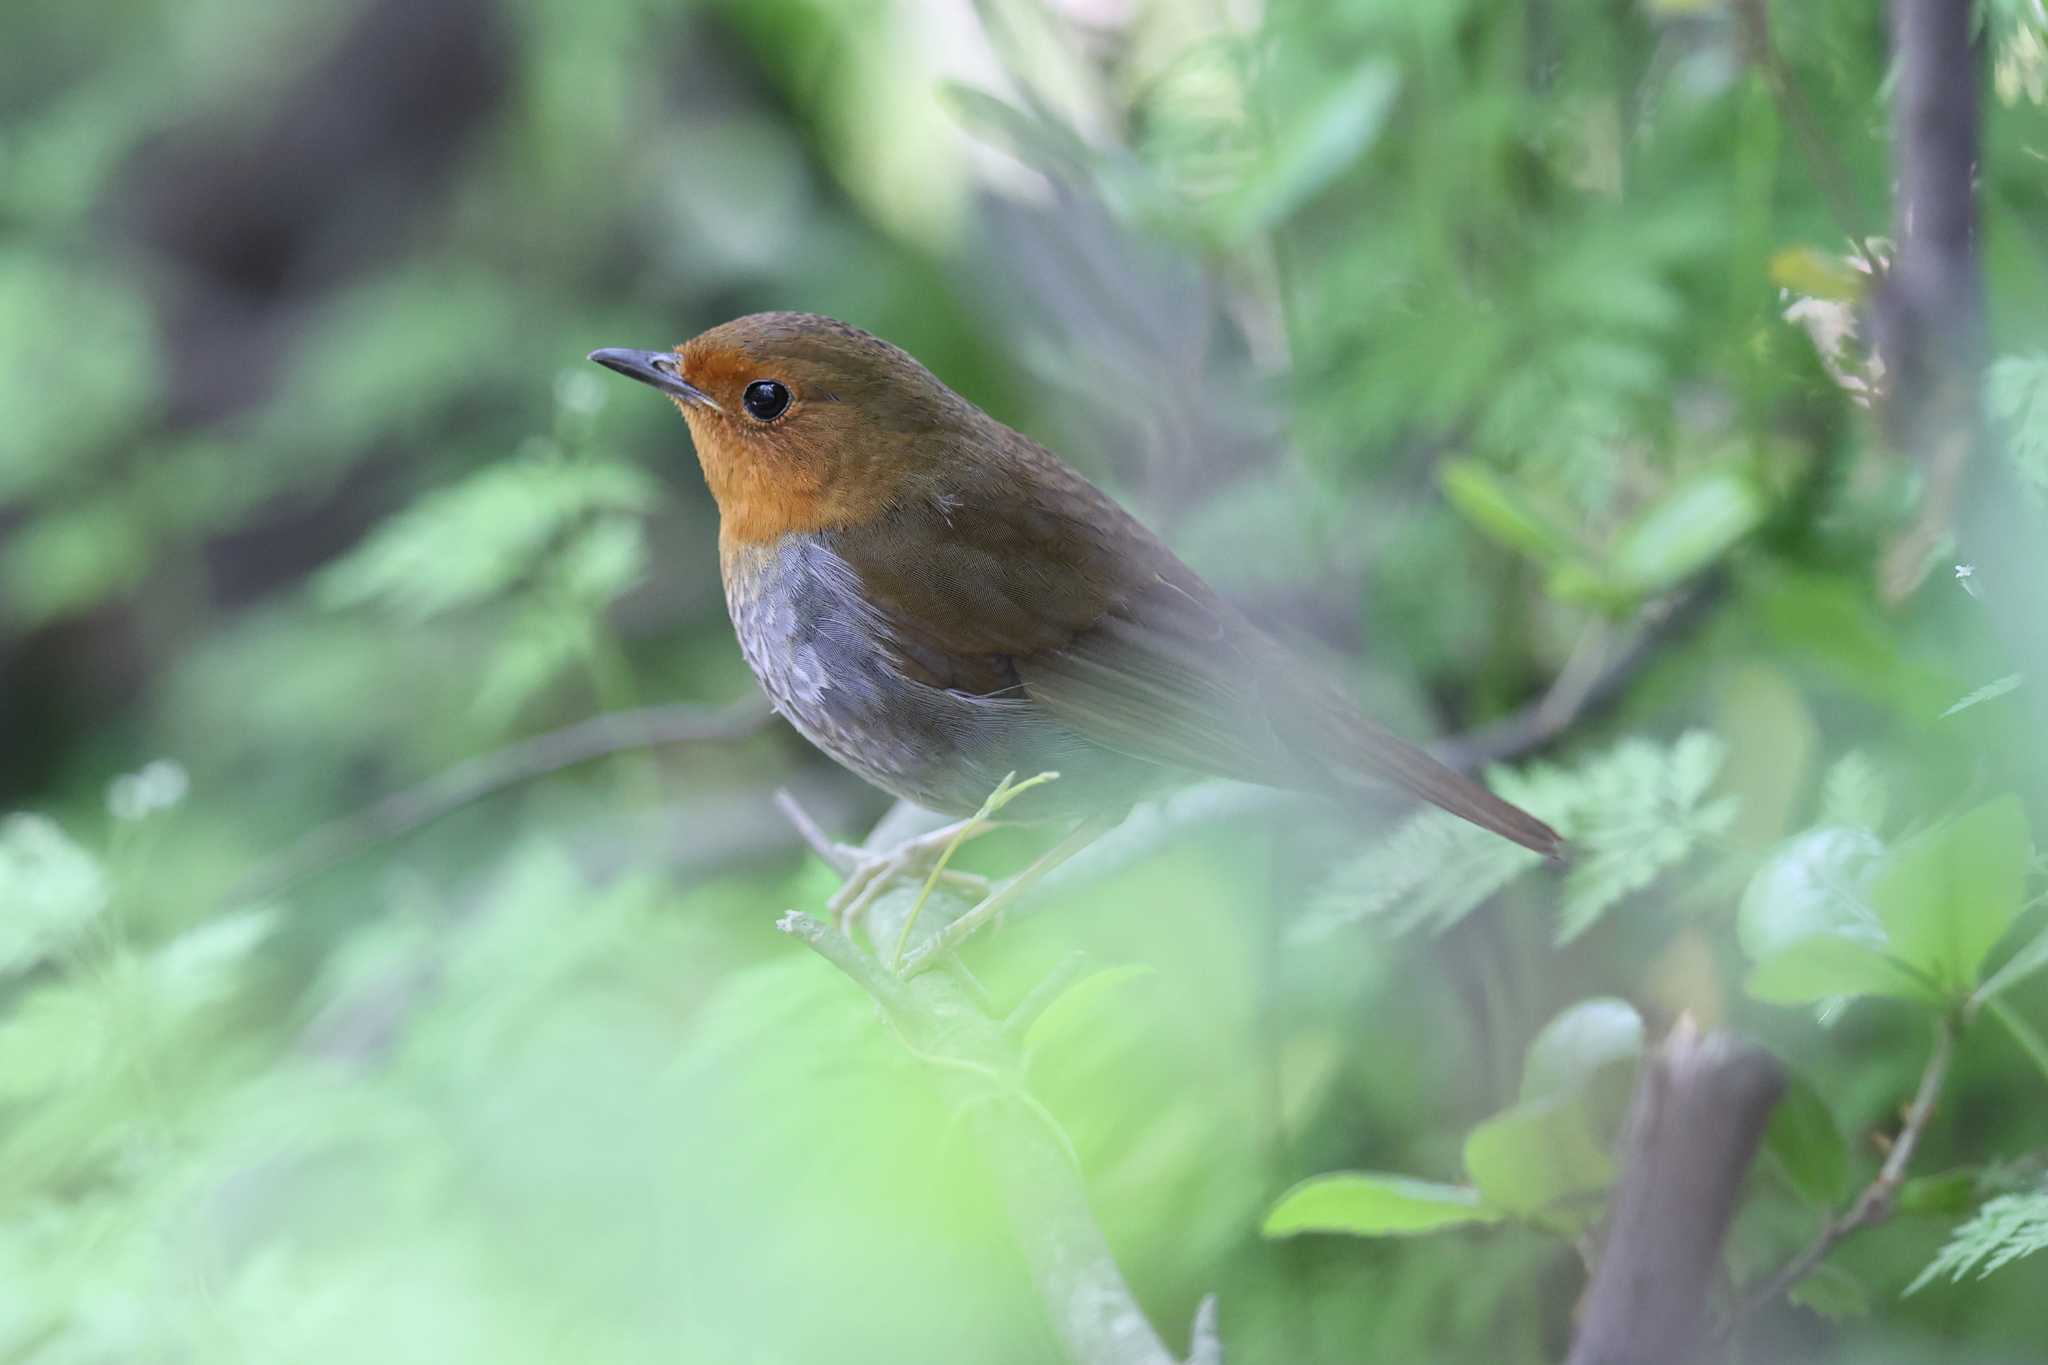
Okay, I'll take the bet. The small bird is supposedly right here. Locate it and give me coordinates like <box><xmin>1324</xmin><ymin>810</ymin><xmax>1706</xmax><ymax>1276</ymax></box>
<box><xmin>591</xmin><ymin>314</ymin><xmax>1559</xmax><ymax>933</ymax></box>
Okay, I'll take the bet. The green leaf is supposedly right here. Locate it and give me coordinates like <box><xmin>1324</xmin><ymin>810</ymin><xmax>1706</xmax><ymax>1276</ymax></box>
<box><xmin>1737</xmin><ymin>828</ymin><xmax>1886</xmax><ymax>964</ymax></box>
<box><xmin>1533</xmin><ymin>731</ymin><xmax>1738</xmax><ymax>943</ymax></box>
<box><xmin>1463</xmin><ymin>1094</ymin><xmax>1614</xmax><ymax>1221</ymax></box>
<box><xmin>1817</xmin><ymin>751</ymin><xmax>1888</xmax><ymax>834</ymax></box>
<box><xmin>1898</xmin><ymin>1171</ymin><xmax>1982</xmax><ymax>1217</ymax></box>
<box><xmin>1940</xmin><ymin>674</ymin><xmax>2023</xmax><ymax>719</ymax></box>
<box><xmin>1226</xmin><ymin>62</ymin><xmax>1400</xmax><ymax>232</ymax></box>
<box><xmin>1907</xmin><ymin>1189</ymin><xmax>2048</xmax><ymax>1291</ymax></box>
<box><xmin>1976</xmin><ymin>922</ymin><xmax>2048</xmax><ymax>1005</ymax></box>
<box><xmin>1519</xmin><ymin>998</ymin><xmax>1644</xmax><ymax>1104</ymax></box>
<box><xmin>1020</xmin><ymin>964</ymin><xmax>1160</xmax><ymax>1066</ymax></box>
<box><xmin>1608</xmin><ymin>467</ymin><xmax>1765</xmax><ymax>597</ymax></box>
<box><xmin>1745</xmin><ymin>935</ymin><xmax>1941</xmax><ymax>1007</ymax></box>
<box><xmin>1871</xmin><ymin>796</ymin><xmax>2031</xmax><ymax>996</ymax></box>
<box><xmin>1298</xmin><ymin>807</ymin><xmax>1543</xmax><ymax>940</ymax></box>
<box><xmin>1263</xmin><ymin>1172</ymin><xmax>1502</xmax><ymax>1238</ymax></box>
<box><xmin>1788</xmin><ymin>1262</ymin><xmax>1872</xmax><ymax>1320</ymax></box>
<box><xmin>0</xmin><ymin>815</ymin><xmax>108</xmax><ymax>978</ymax></box>
<box><xmin>1440</xmin><ymin>459</ymin><xmax>1580</xmax><ymax>564</ymax></box>
<box><xmin>1763</xmin><ymin>1075</ymin><xmax>1849</xmax><ymax>1206</ymax></box>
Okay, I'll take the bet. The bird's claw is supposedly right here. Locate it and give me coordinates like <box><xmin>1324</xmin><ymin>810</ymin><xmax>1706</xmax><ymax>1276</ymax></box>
<box><xmin>825</xmin><ymin>819</ymin><xmax>995</xmax><ymax>939</ymax></box>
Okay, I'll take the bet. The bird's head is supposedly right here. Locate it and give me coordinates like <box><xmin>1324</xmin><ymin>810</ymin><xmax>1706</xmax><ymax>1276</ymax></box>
<box><xmin>590</xmin><ymin>312</ymin><xmax>975</xmax><ymax>545</ymax></box>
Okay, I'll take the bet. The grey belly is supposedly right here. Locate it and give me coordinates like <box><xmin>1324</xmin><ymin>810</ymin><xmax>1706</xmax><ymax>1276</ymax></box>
<box><xmin>725</xmin><ymin>537</ymin><xmax>1145</xmax><ymax>818</ymax></box>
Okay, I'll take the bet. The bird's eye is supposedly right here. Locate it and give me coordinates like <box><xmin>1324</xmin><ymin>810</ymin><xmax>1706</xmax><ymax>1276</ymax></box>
<box><xmin>742</xmin><ymin>379</ymin><xmax>791</xmax><ymax>422</ymax></box>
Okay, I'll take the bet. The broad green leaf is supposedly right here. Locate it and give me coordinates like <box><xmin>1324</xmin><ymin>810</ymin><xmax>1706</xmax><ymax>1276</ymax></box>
<box><xmin>1463</xmin><ymin>1095</ymin><xmax>1614</xmax><ymax>1220</ymax></box>
<box><xmin>1440</xmin><ymin>459</ymin><xmax>1579</xmax><ymax>564</ymax></box>
<box><xmin>1769</xmin><ymin>247</ymin><xmax>1870</xmax><ymax>302</ymax></box>
<box><xmin>1746</xmin><ymin>935</ymin><xmax>1941</xmax><ymax>1007</ymax></box>
<box><xmin>1608</xmin><ymin>467</ymin><xmax>1765</xmax><ymax>596</ymax></box>
<box><xmin>1519</xmin><ymin>998</ymin><xmax>1644</xmax><ymax>1104</ymax></box>
<box><xmin>1763</xmin><ymin>1075</ymin><xmax>1849</xmax><ymax>1206</ymax></box>
<box><xmin>1263</xmin><ymin>1173</ymin><xmax>1502</xmax><ymax>1238</ymax></box>
<box><xmin>1871</xmin><ymin>796</ymin><xmax>2031</xmax><ymax>995</ymax></box>
<box><xmin>1898</xmin><ymin>1171</ymin><xmax>1982</xmax><ymax>1217</ymax></box>
<box><xmin>1020</xmin><ymin>964</ymin><xmax>1160</xmax><ymax>1066</ymax></box>
<box><xmin>1737</xmin><ymin>828</ymin><xmax>1886</xmax><ymax>964</ymax></box>
<box><xmin>1975</xmin><ymin>922</ymin><xmax>2048</xmax><ymax>1005</ymax></box>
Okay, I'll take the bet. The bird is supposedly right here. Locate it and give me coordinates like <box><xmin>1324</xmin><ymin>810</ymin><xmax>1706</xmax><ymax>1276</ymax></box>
<box><xmin>590</xmin><ymin>313</ymin><xmax>1560</xmax><ymax>944</ymax></box>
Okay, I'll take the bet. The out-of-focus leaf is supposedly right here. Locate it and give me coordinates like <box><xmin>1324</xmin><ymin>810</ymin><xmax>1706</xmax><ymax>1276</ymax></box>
<box><xmin>1745</xmin><ymin>935</ymin><xmax>1941</xmax><ymax>1007</ymax></box>
<box><xmin>1975</xmin><ymin>923</ymin><xmax>2048</xmax><ymax>1005</ymax></box>
<box><xmin>1608</xmin><ymin>467</ymin><xmax>1766</xmax><ymax>597</ymax></box>
<box><xmin>1763</xmin><ymin>1074</ymin><xmax>1849</xmax><ymax>1206</ymax></box>
<box><xmin>1789</xmin><ymin>1262</ymin><xmax>1872</xmax><ymax>1320</ymax></box>
<box><xmin>1263</xmin><ymin>1173</ymin><xmax>1502</xmax><ymax>1238</ymax></box>
<box><xmin>1519</xmin><ymin>998</ymin><xmax>1643</xmax><ymax>1104</ymax></box>
<box><xmin>1020</xmin><ymin>963</ymin><xmax>1160</xmax><ymax>1067</ymax></box>
<box><xmin>0</xmin><ymin>815</ymin><xmax>108</xmax><ymax>978</ymax></box>
<box><xmin>1298</xmin><ymin>807</ymin><xmax>1542</xmax><ymax>940</ymax></box>
<box><xmin>1940</xmin><ymin>674</ymin><xmax>2023</xmax><ymax>719</ymax></box>
<box><xmin>1898</xmin><ymin>1170</ymin><xmax>1983</xmax><ymax>1217</ymax></box>
<box><xmin>1440</xmin><ymin>459</ymin><xmax>1580</xmax><ymax>564</ymax></box>
<box><xmin>1871</xmin><ymin>796</ymin><xmax>2031</xmax><ymax>996</ymax></box>
<box><xmin>1225</xmin><ymin>62</ymin><xmax>1400</xmax><ymax>233</ymax></box>
<box><xmin>1463</xmin><ymin>1094</ymin><xmax>1614</xmax><ymax>1221</ymax></box>
<box><xmin>1737</xmin><ymin>828</ymin><xmax>1887</xmax><ymax>964</ymax></box>
<box><xmin>1770</xmin><ymin>246</ymin><xmax>1870</xmax><ymax>302</ymax></box>
<box><xmin>1818</xmin><ymin>752</ymin><xmax>1888</xmax><ymax>834</ymax></box>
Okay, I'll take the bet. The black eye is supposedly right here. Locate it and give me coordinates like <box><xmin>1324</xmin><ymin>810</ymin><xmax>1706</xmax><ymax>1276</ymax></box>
<box><xmin>743</xmin><ymin>379</ymin><xmax>790</xmax><ymax>422</ymax></box>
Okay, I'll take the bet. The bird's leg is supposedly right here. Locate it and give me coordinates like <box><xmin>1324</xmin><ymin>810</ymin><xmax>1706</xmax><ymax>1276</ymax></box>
<box><xmin>826</xmin><ymin>816</ymin><xmax>997</xmax><ymax>936</ymax></box>
<box><xmin>897</xmin><ymin>811</ymin><xmax>1117</xmax><ymax>978</ymax></box>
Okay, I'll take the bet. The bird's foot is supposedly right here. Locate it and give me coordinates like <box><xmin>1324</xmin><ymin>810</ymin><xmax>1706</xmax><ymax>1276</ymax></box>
<box><xmin>826</xmin><ymin>818</ymin><xmax>996</xmax><ymax>939</ymax></box>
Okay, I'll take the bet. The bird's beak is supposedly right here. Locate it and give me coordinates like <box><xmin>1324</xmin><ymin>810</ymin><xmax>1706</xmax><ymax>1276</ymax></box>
<box><xmin>586</xmin><ymin>347</ymin><xmax>721</xmax><ymax>411</ymax></box>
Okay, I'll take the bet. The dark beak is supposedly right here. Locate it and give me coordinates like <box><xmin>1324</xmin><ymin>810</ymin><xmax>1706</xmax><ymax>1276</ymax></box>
<box><xmin>587</xmin><ymin>347</ymin><xmax>720</xmax><ymax>410</ymax></box>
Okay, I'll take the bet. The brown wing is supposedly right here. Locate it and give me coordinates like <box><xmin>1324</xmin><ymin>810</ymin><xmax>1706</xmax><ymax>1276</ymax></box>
<box><xmin>826</xmin><ymin>438</ymin><xmax>1560</xmax><ymax>856</ymax></box>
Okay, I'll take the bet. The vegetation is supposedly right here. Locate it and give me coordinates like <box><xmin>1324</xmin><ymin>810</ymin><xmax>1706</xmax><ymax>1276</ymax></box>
<box><xmin>4</xmin><ymin>0</ymin><xmax>2048</xmax><ymax>1360</ymax></box>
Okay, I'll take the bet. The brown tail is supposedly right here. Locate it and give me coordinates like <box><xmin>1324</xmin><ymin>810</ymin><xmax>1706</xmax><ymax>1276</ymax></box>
<box><xmin>1306</xmin><ymin>706</ymin><xmax>1563</xmax><ymax>858</ymax></box>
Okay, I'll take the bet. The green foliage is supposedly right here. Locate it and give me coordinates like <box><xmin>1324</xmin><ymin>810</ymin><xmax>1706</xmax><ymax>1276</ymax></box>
<box><xmin>1264</xmin><ymin>1173</ymin><xmax>1501</xmax><ymax>1238</ymax></box>
<box><xmin>1908</xmin><ymin>1189</ymin><xmax>2048</xmax><ymax>1291</ymax></box>
<box><xmin>0</xmin><ymin>815</ymin><xmax>108</xmax><ymax>977</ymax></box>
<box><xmin>1307</xmin><ymin>731</ymin><xmax>1736</xmax><ymax>944</ymax></box>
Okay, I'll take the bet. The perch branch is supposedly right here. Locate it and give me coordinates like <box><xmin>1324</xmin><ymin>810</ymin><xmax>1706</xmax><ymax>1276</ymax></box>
<box><xmin>1566</xmin><ymin>1020</ymin><xmax>1785</xmax><ymax>1365</ymax></box>
<box><xmin>775</xmin><ymin>812</ymin><xmax>1220</xmax><ymax>1365</ymax></box>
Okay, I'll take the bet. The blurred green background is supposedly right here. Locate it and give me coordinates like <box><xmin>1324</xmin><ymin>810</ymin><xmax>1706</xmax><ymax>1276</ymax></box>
<box><xmin>5</xmin><ymin>0</ymin><xmax>2048</xmax><ymax>1360</ymax></box>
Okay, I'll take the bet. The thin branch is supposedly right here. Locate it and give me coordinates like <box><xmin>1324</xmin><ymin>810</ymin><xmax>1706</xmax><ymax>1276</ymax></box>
<box><xmin>1733</xmin><ymin>0</ymin><xmax>1869</xmax><ymax>246</ymax></box>
<box><xmin>1727</xmin><ymin>1013</ymin><xmax>1957</xmax><ymax>1328</ymax></box>
<box><xmin>237</xmin><ymin>697</ymin><xmax>772</xmax><ymax>899</ymax></box>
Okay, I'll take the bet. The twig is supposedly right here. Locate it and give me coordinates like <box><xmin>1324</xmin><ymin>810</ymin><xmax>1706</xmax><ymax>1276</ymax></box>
<box><xmin>1566</xmin><ymin>1020</ymin><xmax>1785</xmax><ymax>1365</ymax></box>
<box><xmin>237</xmin><ymin>697</ymin><xmax>773</xmax><ymax>900</ymax></box>
<box><xmin>1727</xmin><ymin>1014</ymin><xmax>1957</xmax><ymax>1329</ymax></box>
<box><xmin>1733</xmin><ymin>0</ymin><xmax>1869</xmax><ymax>247</ymax></box>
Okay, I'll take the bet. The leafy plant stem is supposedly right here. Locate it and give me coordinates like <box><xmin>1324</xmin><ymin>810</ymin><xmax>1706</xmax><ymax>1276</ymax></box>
<box><xmin>1726</xmin><ymin>1013</ymin><xmax>1957</xmax><ymax>1331</ymax></box>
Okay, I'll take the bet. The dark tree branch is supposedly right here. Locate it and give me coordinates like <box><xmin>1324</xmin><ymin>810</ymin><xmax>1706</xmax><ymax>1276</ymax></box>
<box><xmin>1566</xmin><ymin>1020</ymin><xmax>1785</xmax><ymax>1365</ymax></box>
<box><xmin>1874</xmin><ymin>0</ymin><xmax>1986</xmax><ymax>601</ymax></box>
